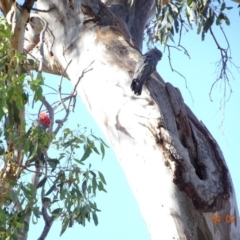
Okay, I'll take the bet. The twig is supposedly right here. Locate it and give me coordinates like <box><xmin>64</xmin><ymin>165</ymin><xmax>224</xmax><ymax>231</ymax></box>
<box><xmin>166</xmin><ymin>45</ymin><xmax>194</xmax><ymax>103</ymax></box>
<box><xmin>53</xmin><ymin>61</ymin><xmax>94</xmax><ymax>135</ymax></box>
<box><xmin>44</xmin><ymin>84</ymin><xmax>59</xmax><ymax>93</ymax></box>
<box><xmin>37</xmin><ymin>200</ymin><xmax>54</xmax><ymax>240</ymax></box>
<box><xmin>209</xmin><ymin>27</ymin><xmax>230</xmax><ymax>102</ymax></box>
<box><xmin>58</xmin><ymin>60</ymin><xmax>72</xmax><ymax>111</ymax></box>
<box><xmin>178</xmin><ymin>16</ymin><xmax>191</xmax><ymax>59</ymax></box>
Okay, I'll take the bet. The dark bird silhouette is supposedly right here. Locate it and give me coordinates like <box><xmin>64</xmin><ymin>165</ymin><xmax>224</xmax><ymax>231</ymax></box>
<box><xmin>131</xmin><ymin>48</ymin><xmax>162</xmax><ymax>95</ymax></box>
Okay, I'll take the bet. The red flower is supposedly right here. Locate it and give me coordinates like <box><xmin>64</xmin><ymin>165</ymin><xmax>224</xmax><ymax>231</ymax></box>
<box><xmin>39</xmin><ymin>113</ymin><xmax>51</xmax><ymax>126</ymax></box>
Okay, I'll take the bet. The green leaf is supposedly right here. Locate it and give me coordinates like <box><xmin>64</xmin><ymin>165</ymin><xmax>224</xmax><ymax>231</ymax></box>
<box><xmin>98</xmin><ymin>181</ymin><xmax>107</xmax><ymax>193</ymax></box>
<box><xmin>89</xmin><ymin>201</ymin><xmax>101</xmax><ymax>211</ymax></box>
<box><xmin>62</xmin><ymin>138</ymin><xmax>76</xmax><ymax>149</ymax></box>
<box><xmin>0</xmin><ymin>62</ymin><xmax>5</xmax><ymax>71</ymax></box>
<box><xmin>69</xmin><ymin>215</ymin><xmax>74</xmax><ymax>227</ymax></box>
<box><xmin>48</xmin><ymin>158</ymin><xmax>59</xmax><ymax>172</ymax></box>
<box><xmin>73</xmin><ymin>158</ymin><xmax>85</xmax><ymax>165</ymax></box>
<box><xmin>51</xmin><ymin>208</ymin><xmax>63</xmax><ymax>216</ymax></box>
<box><xmin>32</xmin><ymin>207</ymin><xmax>41</xmax><ymax>219</ymax></box>
<box><xmin>92</xmin><ymin>146</ymin><xmax>100</xmax><ymax>154</ymax></box>
<box><xmin>45</xmin><ymin>184</ymin><xmax>56</xmax><ymax>196</ymax></box>
<box><xmin>216</xmin><ymin>12</ymin><xmax>230</xmax><ymax>26</ymax></box>
<box><xmin>80</xmin><ymin>146</ymin><xmax>92</xmax><ymax>161</ymax></box>
<box><xmin>73</xmin><ymin>185</ymin><xmax>82</xmax><ymax>196</ymax></box>
<box><xmin>81</xmin><ymin>205</ymin><xmax>89</xmax><ymax>217</ymax></box>
<box><xmin>197</xmin><ymin>22</ymin><xmax>202</xmax><ymax>34</ymax></box>
<box><xmin>201</xmin><ymin>29</ymin><xmax>205</xmax><ymax>41</ymax></box>
<box><xmin>27</xmin><ymin>142</ymin><xmax>38</xmax><ymax>162</ymax></box>
<box><xmin>99</xmin><ymin>138</ymin><xmax>109</xmax><ymax>147</ymax></box>
<box><xmin>60</xmin><ymin>217</ymin><xmax>69</xmax><ymax>236</ymax></box>
<box><xmin>82</xmin><ymin>180</ymin><xmax>87</xmax><ymax>194</ymax></box>
<box><xmin>89</xmin><ymin>171</ymin><xmax>96</xmax><ymax>177</ymax></box>
<box><xmin>0</xmin><ymin>146</ymin><xmax>5</xmax><ymax>155</ymax></box>
<box><xmin>92</xmin><ymin>177</ymin><xmax>97</xmax><ymax>195</ymax></box>
<box><xmin>60</xmin><ymin>188</ymin><xmax>67</xmax><ymax>200</ymax></box>
<box><xmin>220</xmin><ymin>2</ymin><xmax>226</xmax><ymax>11</ymax></box>
<box><xmin>203</xmin><ymin>9</ymin><xmax>214</xmax><ymax>33</ymax></box>
<box><xmin>36</xmin><ymin>177</ymin><xmax>47</xmax><ymax>189</ymax></box>
<box><xmin>225</xmin><ymin>15</ymin><xmax>230</xmax><ymax>25</ymax></box>
<box><xmin>32</xmin><ymin>215</ymin><xmax>38</xmax><ymax>225</ymax></box>
<box><xmin>100</xmin><ymin>143</ymin><xmax>105</xmax><ymax>160</ymax></box>
<box><xmin>21</xmin><ymin>185</ymin><xmax>32</xmax><ymax>200</ymax></box>
<box><xmin>174</xmin><ymin>19</ymin><xmax>179</xmax><ymax>33</ymax></box>
<box><xmin>91</xmin><ymin>134</ymin><xmax>99</xmax><ymax>140</ymax></box>
<box><xmin>92</xmin><ymin>212</ymin><xmax>98</xmax><ymax>226</ymax></box>
<box><xmin>24</xmin><ymin>221</ymin><xmax>29</xmax><ymax>232</ymax></box>
<box><xmin>33</xmin><ymin>86</ymin><xmax>43</xmax><ymax>101</ymax></box>
<box><xmin>98</xmin><ymin>171</ymin><xmax>106</xmax><ymax>185</ymax></box>
<box><xmin>27</xmin><ymin>59</ymin><xmax>35</xmax><ymax>66</ymax></box>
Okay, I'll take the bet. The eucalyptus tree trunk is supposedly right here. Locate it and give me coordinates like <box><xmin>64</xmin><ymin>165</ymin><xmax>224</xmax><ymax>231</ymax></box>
<box><xmin>3</xmin><ymin>0</ymin><xmax>240</xmax><ymax>239</ymax></box>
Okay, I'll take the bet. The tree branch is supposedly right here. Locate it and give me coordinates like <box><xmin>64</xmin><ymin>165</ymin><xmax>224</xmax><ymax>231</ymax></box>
<box><xmin>0</xmin><ymin>0</ymin><xmax>14</xmax><ymax>16</ymax></box>
<box><xmin>166</xmin><ymin>45</ymin><xmax>194</xmax><ymax>102</ymax></box>
<box><xmin>22</xmin><ymin>0</ymin><xmax>36</xmax><ymax>13</ymax></box>
<box><xmin>127</xmin><ymin>0</ymin><xmax>156</xmax><ymax>49</ymax></box>
<box><xmin>54</xmin><ymin>60</ymin><xmax>94</xmax><ymax>135</ymax></box>
<box><xmin>37</xmin><ymin>200</ymin><xmax>54</xmax><ymax>240</ymax></box>
<box><xmin>209</xmin><ymin>27</ymin><xmax>235</xmax><ymax>105</ymax></box>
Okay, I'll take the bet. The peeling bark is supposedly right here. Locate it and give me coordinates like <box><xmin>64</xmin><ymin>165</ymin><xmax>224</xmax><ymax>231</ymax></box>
<box><xmin>3</xmin><ymin>0</ymin><xmax>239</xmax><ymax>239</ymax></box>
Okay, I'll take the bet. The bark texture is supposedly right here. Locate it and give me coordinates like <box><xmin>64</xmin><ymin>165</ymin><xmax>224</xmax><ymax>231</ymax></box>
<box><xmin>2</xmin><ymin>0</ymin><xmax>240</xmax><ymax>239</ymax></box>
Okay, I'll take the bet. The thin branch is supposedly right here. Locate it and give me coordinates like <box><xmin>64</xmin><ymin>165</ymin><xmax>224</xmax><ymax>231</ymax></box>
<box><xmin>167</xmin><ymin>45</ymin><xmax>194</xmax><ymax>103</ymax></box>
<box><xmin>209</xmin><ymin>27</ymin><xmax>231</xmax><ymax>102</ymax></box>
<box><xmin>58</xmin><ymin>60</ymin><xmax>72</xmax><ymax>112</ymax></box>
<box><xmin>178</xmin><ymin>15</ymin><xmax>191</xmax><ymax>59</ymax></box>
<box><xmin>44</xmin><ymin>84</ymin><xmax>59</xmax><ymax>93</ymax></box>
<box><xmin>37</xmin><ymin>200</ymin><xmax>54</xmax><ymax>240</ymax></box>
<box><xmin>167</xmin><ymin>45</ymin><xmax>187</xmax><ymax>80</ymax></box>
<box><xmin>51</xmin><ymin>95</ymin><xmax>74</xmax><ymax>112</ymax></box>
<box><xmin>53</xmin><ymin>60</ymin><xmax>94</xmax><ymax>135</ymax></box>
<box><xmin>22</xmin><ymin>0</ymin><xmax>36</xmax><ymax>12</ymax></box>
<box><xmin>219</xmin><ymin>22</ymin><xmax>231</xmax><ymax>57</ymax></box>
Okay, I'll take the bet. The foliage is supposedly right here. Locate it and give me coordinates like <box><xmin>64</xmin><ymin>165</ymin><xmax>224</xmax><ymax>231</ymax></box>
<box><xmin>145</xmin><ymin>0</ymin><xmax>238</xmax><ymax>102</ymax></box>
<box><xmin>0</xmin><ymin>17</ymin><xmax>108</xmax><ymax>239</ymax></box>
<box><xmin>150</xmin><ymin>0</ymin><xmax>233</xmax><ymax>45</ymax></box>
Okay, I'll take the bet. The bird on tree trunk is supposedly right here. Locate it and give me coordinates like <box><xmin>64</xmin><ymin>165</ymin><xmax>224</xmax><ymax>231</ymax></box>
<box><xmin>131</xmin><ymin>47</ymin><xmax>162</xmax><ymax>95</ymax></box>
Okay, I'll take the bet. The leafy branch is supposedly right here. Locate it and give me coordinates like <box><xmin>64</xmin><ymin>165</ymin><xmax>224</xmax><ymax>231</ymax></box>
<box><xmin>146</xmin><ymin>0</ymin><xmax>239</xmax><ymax>104</ymax></box>
<box><xmin>0</xmin><ymin>17</ymin><xmax>108</xmax><ymax>240</ymax></box>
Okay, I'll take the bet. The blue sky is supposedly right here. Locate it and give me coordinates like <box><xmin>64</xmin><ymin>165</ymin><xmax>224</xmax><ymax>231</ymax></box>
<box><xmin>23</xmin><ymin>1</ymin><xmax>240</xmax><ymax>239</ymax></box>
